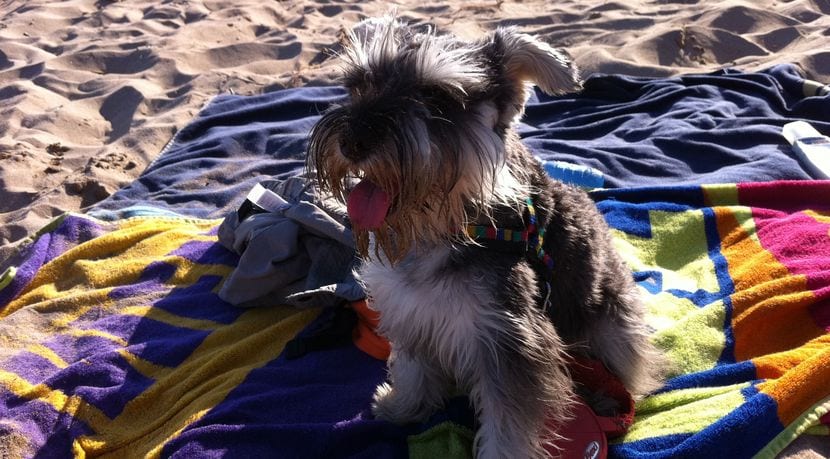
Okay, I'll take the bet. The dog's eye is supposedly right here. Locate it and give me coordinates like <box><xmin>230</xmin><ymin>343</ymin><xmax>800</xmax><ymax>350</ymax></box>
<box><xmin>417</xmin><ymin>86</ymin><xmax>465</xmax><ymax>121</ymax></box>
<box><xmin>419</xmin><ymin>86</ymin><xmax>444</xmax><ymax>102</ymax></box>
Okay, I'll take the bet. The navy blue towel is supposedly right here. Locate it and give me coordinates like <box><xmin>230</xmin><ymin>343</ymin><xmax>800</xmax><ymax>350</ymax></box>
<box><xmin>90</xmin><ymin>64</ymin><xmax>829</xmax><ymax>219</ymax></box>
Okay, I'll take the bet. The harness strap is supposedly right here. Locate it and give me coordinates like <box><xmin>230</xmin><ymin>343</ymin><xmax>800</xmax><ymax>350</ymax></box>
<box><xmin>465</xmin><ymin>197</ymin><xmax>554</xmax><ymax>272</ymax></box>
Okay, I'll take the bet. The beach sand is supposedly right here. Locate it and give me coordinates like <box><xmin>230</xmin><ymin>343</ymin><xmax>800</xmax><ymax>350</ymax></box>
<box><xmin>0</xmin><ymin>0</ymin><xmax>828</xmax><ymax>456</ymax></box>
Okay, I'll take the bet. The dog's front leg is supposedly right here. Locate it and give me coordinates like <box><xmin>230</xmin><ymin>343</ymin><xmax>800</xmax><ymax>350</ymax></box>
<box><xmin>468</xmin><ymin>319</ymin><xmax>573</xmax><ymax>459</ymax></box>
<box><xmin>372</xmin><ymin>346</ymin><xmax>450</xmax><ymax>425</ymax></box>
<box><xmin>469</xmin><ymin>360</ymin><xmax>548</xmax><ymax>458</ymax></box>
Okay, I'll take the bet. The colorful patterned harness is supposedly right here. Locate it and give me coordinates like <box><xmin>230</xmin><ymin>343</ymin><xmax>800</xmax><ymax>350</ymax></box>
<box><xmin>464</xmin><ymin>197</ymin><xmax>555</xmax><ymax>272</ymax></box>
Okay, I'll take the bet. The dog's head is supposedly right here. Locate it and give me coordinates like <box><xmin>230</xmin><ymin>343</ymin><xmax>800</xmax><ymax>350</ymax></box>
<box><xmin>309</xmin><ymin>16</ymin><xmax>580</xmax><ymax>261</ymax></box>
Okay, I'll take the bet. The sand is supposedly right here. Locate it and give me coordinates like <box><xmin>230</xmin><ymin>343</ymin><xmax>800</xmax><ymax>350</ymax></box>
<box><xmin>0</xmin><ymin>0</ymin><xmax>828</xmax><ymax>455</ymax></box>
<box><xmin>2</xmin><ymin>0</ymin><xmax>829</xmax><ymax>260</ymax></box>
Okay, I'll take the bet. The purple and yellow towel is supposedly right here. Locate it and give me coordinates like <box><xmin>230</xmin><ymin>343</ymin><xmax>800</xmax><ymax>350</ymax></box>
<box><xmin>1</xmin><ymin>180</ymin><xmax>829</xmax><ymax>458</ymax></box>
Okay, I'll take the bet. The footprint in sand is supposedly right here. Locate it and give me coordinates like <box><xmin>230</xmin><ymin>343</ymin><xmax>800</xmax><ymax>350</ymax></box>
<box><xmin>99</xmin><ymin>85</ymin><xmax>144</xmax><ymax>142</ymax></box>
<box><xmin>0</xmin><ymin>49</ymin><xmax>14</xmax><ymax>70</ymax></box>
<box><xmin>756</xmin><ymin>27</ymin><xmax>802</xmax><ymax>53</ymax></box>
<box><xmin>63</xmin><ymin>177</ymin><xmax>111</xmax><ymax>209</ymax></box>
<box><xmin>54</xmin><ymin>48</ymin><xmax>159</xmax><ymax>75</ymax></box>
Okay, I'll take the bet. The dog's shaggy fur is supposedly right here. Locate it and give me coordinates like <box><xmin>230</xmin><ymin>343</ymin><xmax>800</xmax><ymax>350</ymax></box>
<box><xmin>308</xmin><ymin>17</ymin><xmax>664</xmax><ymax>458</ymax></box>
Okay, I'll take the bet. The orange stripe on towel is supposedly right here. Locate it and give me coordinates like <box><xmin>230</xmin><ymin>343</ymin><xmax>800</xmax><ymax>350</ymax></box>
<box><xmin>713</xmin><ymin>207</ymin><xmax>822</xmax><ymax>361</ymax></box>
<box><xmin>713</xmin><ymin>205</ymin><xmax>829</xmax><ymax>426</ymax></box>
<box><xmin>352</xmin><ymin>300</ymin><xmax>391</xmax><ymax>361</ymax></box>
<box><xmin>756</xmin><ymin>334</ymin><xmax>830</xmax><ymax>426</ymax></box>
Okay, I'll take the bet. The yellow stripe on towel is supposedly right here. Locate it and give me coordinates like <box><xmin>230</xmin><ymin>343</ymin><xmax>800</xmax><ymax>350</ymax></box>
<box><xmin>74</xmin><ymin>306</ymin><xmax>321</xmax><ymax>457</ymax></box>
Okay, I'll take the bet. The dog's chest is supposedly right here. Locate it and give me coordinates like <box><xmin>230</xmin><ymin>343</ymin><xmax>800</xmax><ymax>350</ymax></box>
<box><xmin>360</xmin><ymin>246</ymin><xmax>497</xmax><ymax>352</ymax></box>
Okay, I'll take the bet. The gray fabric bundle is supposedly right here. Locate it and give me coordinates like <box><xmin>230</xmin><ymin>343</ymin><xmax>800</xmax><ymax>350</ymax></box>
<box><xmin>217</xmin><ymin>175</ymin><xmax>364</xmax><ymax>308</ymax></box>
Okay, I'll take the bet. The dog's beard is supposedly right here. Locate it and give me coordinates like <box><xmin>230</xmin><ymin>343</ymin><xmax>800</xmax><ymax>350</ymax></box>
<box><xmin>314</xmin><ymin>146</ymin><xmax>477</xmax><ymax>263</ymax></box>
<box><xmin>309</xmin><ymin>125</ymin><xmax>532</xmax><ymax>263</ymax></box>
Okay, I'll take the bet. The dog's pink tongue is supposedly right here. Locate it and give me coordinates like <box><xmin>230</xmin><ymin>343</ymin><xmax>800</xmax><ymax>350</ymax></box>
<box><xmin>347</xmin><ymin>179</ymin><xmax>391</xmax><ymax>230</ymax></box>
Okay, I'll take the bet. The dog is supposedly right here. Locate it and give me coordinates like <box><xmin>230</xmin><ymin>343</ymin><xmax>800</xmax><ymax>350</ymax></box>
<box><xmin>308</xmin><ymin>16</ymin><xmax>664</xmax><ymax>458</ymax></box>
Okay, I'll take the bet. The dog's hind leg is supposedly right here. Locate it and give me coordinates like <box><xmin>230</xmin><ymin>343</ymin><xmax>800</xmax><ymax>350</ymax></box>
<box><xmin>587</xmin><ymin>293</ymin><xmax>666</xmax><ymax>399</ymax></box>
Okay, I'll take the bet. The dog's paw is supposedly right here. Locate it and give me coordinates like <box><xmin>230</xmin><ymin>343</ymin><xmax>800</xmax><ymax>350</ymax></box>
<box><xmin>371</xmin><ymin>382</ymin><xmax>433</xmax><ymax>425</ymax></box>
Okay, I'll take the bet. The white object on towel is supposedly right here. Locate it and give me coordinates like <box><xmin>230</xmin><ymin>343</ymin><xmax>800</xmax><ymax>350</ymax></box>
<box><xmin>782</xmin><ymin>121</ymin><xmax>830</xmax><ymax>180</ymax></box>
<box><xmin>246</xmin><ymin>183</ymin><xmax>291</xmax><ymax>213</ymax></box>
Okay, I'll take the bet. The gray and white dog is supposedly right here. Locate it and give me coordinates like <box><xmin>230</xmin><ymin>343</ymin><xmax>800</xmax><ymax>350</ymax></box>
<box><xmin>308</xmin><ymin>17</ymin><xmax>664</xmax><ymax>458</ymax></box>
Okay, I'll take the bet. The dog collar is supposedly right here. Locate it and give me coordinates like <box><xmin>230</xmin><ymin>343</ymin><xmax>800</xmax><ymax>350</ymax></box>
<box><xmin>465</xmin><ymin>198</ymin><xmax>555</xmax><ymax>272</ymax></box>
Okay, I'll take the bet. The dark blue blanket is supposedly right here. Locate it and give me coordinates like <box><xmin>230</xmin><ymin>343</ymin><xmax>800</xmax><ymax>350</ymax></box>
<box><xmin>89</xmin><ymin>64</ymin><xmax>829</xmax><ymax>221</ymax></box>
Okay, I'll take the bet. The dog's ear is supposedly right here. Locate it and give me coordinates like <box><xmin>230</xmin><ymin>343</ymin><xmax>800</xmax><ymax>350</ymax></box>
<box><xmin>492</xmin><ymin>27</ymin><xmax>581</xmax><ymax>96</ymax></box>
<box><xmin>478</xmin><ymin>28</ymin><xmax>580</xmax><ymax>127</ymax></box>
